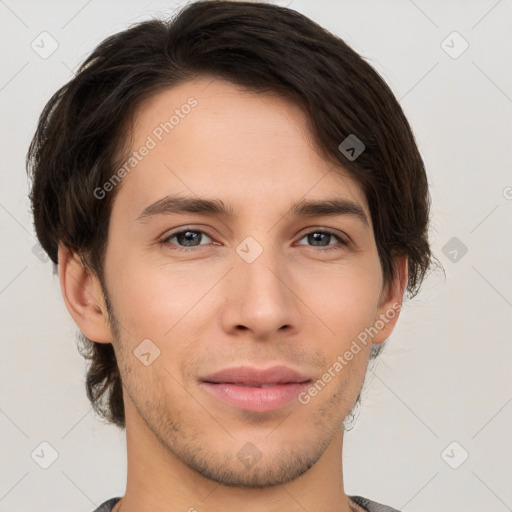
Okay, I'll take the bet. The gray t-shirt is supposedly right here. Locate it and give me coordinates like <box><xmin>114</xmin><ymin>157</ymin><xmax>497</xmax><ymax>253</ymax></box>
<box><xmin>92</xmin><ymin>495</ymin><xmax>402</xmax><ymax>511</ymax></box>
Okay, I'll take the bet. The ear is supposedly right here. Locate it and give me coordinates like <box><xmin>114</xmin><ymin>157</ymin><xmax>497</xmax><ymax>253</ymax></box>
<box><xmin>371</xmin><ymin>253</ymin><xmax>408</xmax><ymax>345</ymax></box>
<box><xmin>57</xmin><ymin>242</ymin><xmax>113</xmax><ymax>343</ymax></box>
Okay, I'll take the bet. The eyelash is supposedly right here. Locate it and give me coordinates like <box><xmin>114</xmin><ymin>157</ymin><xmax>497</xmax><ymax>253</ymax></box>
<box><xmin>159</xmin><ymin>227</ymin><xmax>349</xmax><ymax>253</ymax></box>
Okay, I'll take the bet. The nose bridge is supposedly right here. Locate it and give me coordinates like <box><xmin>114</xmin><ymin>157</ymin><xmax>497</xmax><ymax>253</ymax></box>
<box><xmin>238</xmin><ymin>238</ymin><xmax>284</xmax><ymax>294</ymax></box>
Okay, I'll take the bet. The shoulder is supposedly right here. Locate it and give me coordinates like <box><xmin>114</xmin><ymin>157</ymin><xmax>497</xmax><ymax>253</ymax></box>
<box><xmin>349</xmin><ymin>494</ymin><xmax>402</xmax><ymax>512</ymax></box>
<box><xmin>91</xmin><ymin>497</ymin><xmax>121</xmax><ymax>512</ymax></box>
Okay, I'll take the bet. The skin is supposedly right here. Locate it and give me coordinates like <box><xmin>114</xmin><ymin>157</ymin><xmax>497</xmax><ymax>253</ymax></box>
<box><xmin>59</xmin><ymin>76</ymin><xmax>407</xmax><ymax>512</ymax></box>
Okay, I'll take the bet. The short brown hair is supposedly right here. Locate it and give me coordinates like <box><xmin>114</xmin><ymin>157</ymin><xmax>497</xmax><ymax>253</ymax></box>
<box><xmin>27</xmin><ymin>0</ymin><xmax>438</xmax><ymax>429</ymax></box>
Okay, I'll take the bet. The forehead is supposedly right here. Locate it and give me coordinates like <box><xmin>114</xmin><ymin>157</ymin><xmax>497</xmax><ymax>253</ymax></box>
<box><xmin>113</xmin><ymin>76</ymin><xmax>370</xmax><ymax>223</ymax></box>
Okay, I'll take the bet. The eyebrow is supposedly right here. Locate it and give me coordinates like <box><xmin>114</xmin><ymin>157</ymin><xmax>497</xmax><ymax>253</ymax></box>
<box><xmin>136</xmin><ymin>195</ymin><xmax>369</xmax><ymax>228</ymax></box>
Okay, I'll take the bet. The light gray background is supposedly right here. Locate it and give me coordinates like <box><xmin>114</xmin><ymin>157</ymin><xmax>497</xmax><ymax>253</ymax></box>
<box><xmin>1</xmin><ymin>1</ymin><xmax>511</xmax><ymax>511</ymax></box>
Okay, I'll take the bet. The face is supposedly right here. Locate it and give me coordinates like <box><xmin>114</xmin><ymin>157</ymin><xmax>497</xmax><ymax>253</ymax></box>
<box><xmin>96</xmin><ymin>76</ymin><xmax>399</xmax><ymax>487</ymax></box>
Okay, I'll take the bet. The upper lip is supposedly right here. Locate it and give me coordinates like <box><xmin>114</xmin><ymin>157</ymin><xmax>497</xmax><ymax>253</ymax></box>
<box><xmin>201</xmin><ymin>365</ymin><xmax>312</xmax><ymax>386</ymax></box>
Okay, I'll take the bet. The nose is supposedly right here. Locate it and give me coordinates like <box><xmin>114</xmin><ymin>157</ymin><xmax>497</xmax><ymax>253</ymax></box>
<box><xmin>220</xmin><ymin>243</ymin><xmax>301</xmax><ymax>341</ymax></box>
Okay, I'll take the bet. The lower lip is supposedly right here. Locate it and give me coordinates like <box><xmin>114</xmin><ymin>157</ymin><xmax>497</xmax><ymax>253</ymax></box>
<box><xmin>200</xmin><ymin>382</ymin><xmax>311</xmax><ymax>412</ymax></box>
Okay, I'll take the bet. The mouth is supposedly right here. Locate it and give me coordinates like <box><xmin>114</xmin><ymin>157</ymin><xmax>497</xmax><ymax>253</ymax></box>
<box><xmin>199</xmin><ymin>365</ymin><xmax>312</xmax><ymax>412</ymax></box>
<box><xmin>208</xmin><ymin>383</ymin><xmax>296</xmax><ymax>388</ymax></box>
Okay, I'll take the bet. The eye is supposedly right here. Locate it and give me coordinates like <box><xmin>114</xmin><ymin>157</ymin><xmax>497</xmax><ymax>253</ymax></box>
<box><xmin>296</xmin><ymin>229</ymin><xmax>348</xmax><ymax>252</ymax></box>
<box><xmin>160</xmin><ymin>228</ymin><xmax>214</xmax><ymax>251</ymax></box>
<box><xmin>159</xmin><ymin>227</ymin><xmax>349</xmax><ymax>253</ymax></box>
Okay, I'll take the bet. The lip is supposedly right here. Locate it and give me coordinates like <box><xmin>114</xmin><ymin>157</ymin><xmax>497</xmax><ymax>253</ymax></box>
<box><xmin>199</xmin><ymin>365</ymin><xmax>312</xmax><ymax>412</ymax></box>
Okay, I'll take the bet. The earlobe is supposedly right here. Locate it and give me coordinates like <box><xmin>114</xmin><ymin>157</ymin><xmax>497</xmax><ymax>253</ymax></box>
<box><xmin>57</xmin><ymin>242</ymin><xmax>113</xmax><ymax>343</ymax></box>
<box><xmin>372</xmin><ymin>254</ymin><xmax>408</xmax><ymax>345</ymax></box>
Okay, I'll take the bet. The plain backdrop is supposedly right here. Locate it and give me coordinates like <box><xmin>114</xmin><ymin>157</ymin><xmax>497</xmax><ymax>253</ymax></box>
<box><xmin>1</xmin><ymin>1</ymin><xmax>511</xmax><ymax>511</ymax></box>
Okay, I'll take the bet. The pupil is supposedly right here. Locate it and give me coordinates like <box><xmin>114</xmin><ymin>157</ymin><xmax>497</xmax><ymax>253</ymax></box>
<box><xmin>311</xmin><ymin>233</ymin><xmax>327</xmax><ymax>246</ymax></box>
<box><xmin>180</xmin><ymin>231</ymin><xmax>199</xmax><ymax>246</ymax></box>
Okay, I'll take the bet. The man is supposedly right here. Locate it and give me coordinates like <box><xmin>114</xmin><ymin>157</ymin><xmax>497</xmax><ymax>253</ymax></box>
<box><xmin>27</xmin><ymin>1</ymin><xmax>433</xmax><ymax>511</ymax></box>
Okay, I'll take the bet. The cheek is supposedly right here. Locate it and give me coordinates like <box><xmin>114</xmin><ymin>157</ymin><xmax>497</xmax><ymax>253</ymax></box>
<box><xmin>105</xmin><ymin>253</ymin><xmax>220</xmax><ymax>338</ymax></box>
<box><xmin>299</xmin><ymin>260</ymin><xmax>382</xmax><ymax>340</ymax></box>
